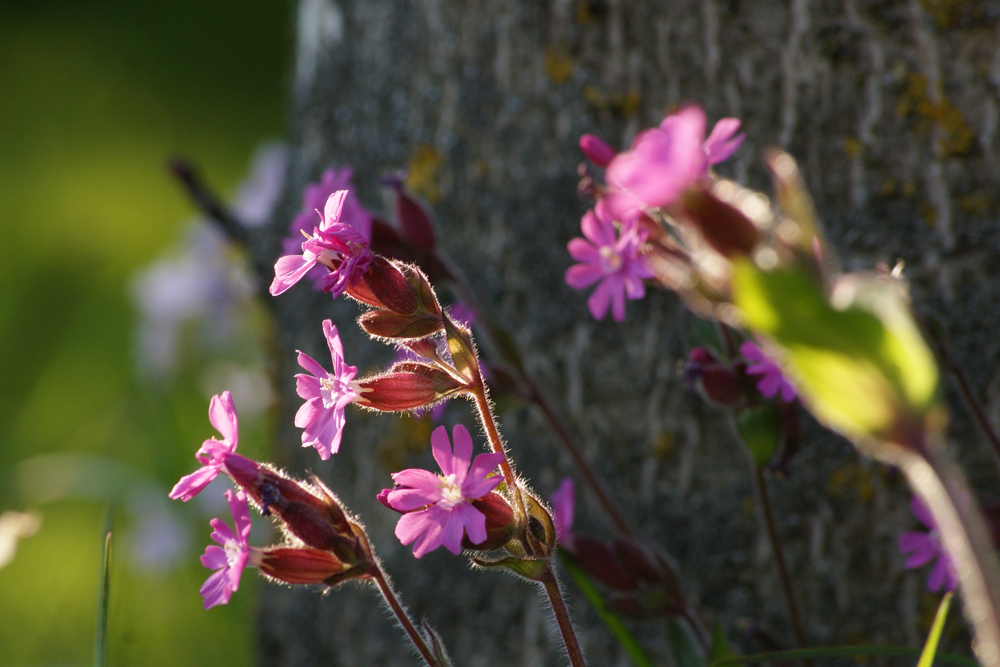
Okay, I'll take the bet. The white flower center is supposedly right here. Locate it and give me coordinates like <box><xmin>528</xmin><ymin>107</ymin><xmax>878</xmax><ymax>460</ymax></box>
<box><xmin>599</xmin><ymin>245</ymin><xmax>623</xmax><ymax>274</ymax></box>
<box><xmin>437</xmin><ymin>473</ymin><xmax>464</xmax><ymax>510</ymax></box>
<box><xmin>320</xmin><ymin>374</ymin><xmax>352</xmax><ymax>409</ymax></box>
<box><xmin>225</xmin><ymin>539</ymin><xmax>243</xmax><ymax>567</ymax></box>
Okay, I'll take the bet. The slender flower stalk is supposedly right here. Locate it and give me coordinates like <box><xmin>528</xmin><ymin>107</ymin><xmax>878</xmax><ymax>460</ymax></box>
<box><xmin>371</xmin><ymin>565</ymin><xmax>442</xmax><ymax>666</ymax></box>
<box><xmin>540</xmin><ymin>565</ymin><xmax>587</xmax><ymax>667</ymax></box>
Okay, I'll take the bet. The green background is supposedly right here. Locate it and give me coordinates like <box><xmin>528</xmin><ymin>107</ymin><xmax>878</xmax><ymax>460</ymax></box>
<box><xmin>1</xmin><ymin>1</ymin><xmax>292</xmax><ymax>664</ymax></box>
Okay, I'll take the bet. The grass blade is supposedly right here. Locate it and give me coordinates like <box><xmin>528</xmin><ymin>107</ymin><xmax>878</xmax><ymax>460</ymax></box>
<box><xmin>917</xmin><ymin>592</ymin><xmax>954</xmax><ymax>667</ymax></box>
<box><xmin>710</xmin><ymin>643</ymin><xmax>975</xmax><ymax>667</ymax></box>
<box><xmin>94</xmin><ymin>509</ymin><xmax>113</xmax><ymax>667</ymax></box>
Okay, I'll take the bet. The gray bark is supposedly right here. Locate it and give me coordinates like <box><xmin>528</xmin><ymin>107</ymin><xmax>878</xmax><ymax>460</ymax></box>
<box><xmin>239</xmin><ymin>0</ymin><xmax>1000</xmax><ymax>664</ymax></box>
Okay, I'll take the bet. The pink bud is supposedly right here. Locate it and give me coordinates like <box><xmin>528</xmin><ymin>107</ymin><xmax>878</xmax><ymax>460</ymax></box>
<box><xmin>579</xmin><ymin>134</ymin><xmax>616</xmax><ymax>168</ymax></box>
<box><xmin>462</xmin><ymin>492</ymin><xmax>518</xmax><ymax>551</ymax></box>
<box><xmin>258</xmin><ymin>547</ymin><xmax>352</xmax><ymax>584</ymax></box>
<box><xmin>356</xmin><ymin>372</ymin><xmax>441</xmax><ymax>411</ymax></box>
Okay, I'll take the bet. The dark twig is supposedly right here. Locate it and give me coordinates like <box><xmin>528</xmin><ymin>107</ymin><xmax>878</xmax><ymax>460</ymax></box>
<box><xmin>167</xmin><ymin>156</ymin><xmax>250</xmax><ymax>246</ymax></box>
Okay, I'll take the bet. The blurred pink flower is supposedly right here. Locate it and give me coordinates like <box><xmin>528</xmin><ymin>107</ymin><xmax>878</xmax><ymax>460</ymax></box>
<box><xmin>603</xmin><ymin>105</ymin><xmax>743</xmax><ymax>222</ymax></box>
<box><xmin>200</xmin><ymin>489</ymin><xmax>259</xmax><ymax>609</ymax></box>
<box><xmin>270</xmin><ymin>190</ymin><xmax>372</xmax><ymax>298</ymax></box>
<box><xmin>741</xmin><ymin>341</ymin><xmax>797</xmax><ymax>403</ymax></box>
<box><xmin>899</xmin><ymin>495</ymin><xmax>957</xmax><ymax>593</ymax></box>
<box><xmin>385</xmin><ymin>425</ymin><xmax>505</xmax><ymax>558</ymax></box>
<box><xmin>170</xmin><ymin>392</ymin><xmax>257</xmax><ymax>501</ymax></box>
<box><xmin>566</xmin><ymin>200</ymin><xmax>653</xmax><ymax>321</ymax></box>
<box><xmin>295</xmin><ymin>320</ymin><xmax>360</xmax><ymax>459</ymax></box>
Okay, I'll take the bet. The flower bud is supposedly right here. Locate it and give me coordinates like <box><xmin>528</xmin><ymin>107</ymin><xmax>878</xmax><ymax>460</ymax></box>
<box><xmin>346</xmin><ymin>256</ymin><xmax>419</xmax><ymax>315</ymax></box>
<box><xmin>356</xmin><ymin>365</ymin><xmax>466</xmax><ymax>412</ymax></box>
<box><xmin>462</xmin><ymin>492</ymin><xmax>519</xmax><ymax>551</ymax></box>
<box><xmin>395</xmin><ymin>187</ymin><xmax>437</xmax><ymax>254</ymax></box>
<box><xmin>579</xmin><ymin>134</ymin><xmax>616</xmax><ymax>168</ymax></box>
<box><xmin>357</xmin><ymin>310</ymin><xmax>444</xmax><ymax>340</ymax></box>
<box><xmin>258</xmin><ymin>547</ymin><xmax>351</xmax><ymax>584</ymax></box>
<box><xmin>685</xmin><ymin>347</ymin><xmax>741</xmax><ymax>406</ymax></box>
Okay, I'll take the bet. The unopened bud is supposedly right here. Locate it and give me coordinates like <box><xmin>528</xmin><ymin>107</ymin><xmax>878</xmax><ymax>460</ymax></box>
<box><xmin>685</xmin><ymin>347</ymin><xmax>741</xmax><ymax>405</ymax></box>
<box><xmin>346</xmin><ymin>256</ymin><xmax>419</xmax><ymax>315</ymax></box>
<box><xmin>462</xmin><ymin>492</ymin><xmax>518</xmax><ymax>551</ymax></box>
<box><xmin>357</xmin><ymin>310</ymin><xmax>444</xmax><ymax>340</ymax></box>
<box><xmin>356</xmin><ymin>365</ymin><xmax>466</xmax><ymax>412</ymax></box>
<box><xmin>579</xmin><ymin>134</ymin><xmax>616</xmax><ymax>168</ymax></box>
<box><xmin>258</xmin><ymin>547</ymin><xmax>351</xmax><ymax>584</ymax></box>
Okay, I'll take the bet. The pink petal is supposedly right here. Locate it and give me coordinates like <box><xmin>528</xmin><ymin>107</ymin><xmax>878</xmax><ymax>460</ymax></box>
<box><xmin>296</xmin><ymin>352</ymin><xmax>327</xmax><ymax>381</ymax></box>
<box><xmin>200</xmin><ymin>545</ymin><xmax>229</xmax><ymax>570</ymax></box>
<box><xmin>200</xmin><ymin>567</ymin><xmax>233</xmax><ymax>608</ymax></box>
<box><xmin>567</xmin><ymin>238</ymin><xmax>600</xmax><ymax>264</ymax></box>
<box><xmin>431</xmin><ymin>426</ymin><xmax>457</xmax><ymax>477</ymax></box>
<box><xmin>464</xmin><ymin>452</ymin><xmax>506</xmax><ymax>491</ymax></box>
<box><xmin>587</xmin><ymin>279</ymin><xmax>613</xmax><ymax>320</ymax></box>
<box><xmin>168</xmin><ymin>466</ymin><xmax>220</xmax><ymax>501</ymax></box>
<box><xmin>580</xmin><ymin>209</ymin><xmax>616</xmax><ymax>248</ymax></box>
<box><xmin>439</xmin><ymin>509</ymin><xmax>469</xmax><ymax>554</ymax></box>
<box><xmin>294</xmin><ymin>398</ymin><xmax>322</xmax><ymax>429</ymax></box>
<box><xmin>566</xmin><ymin>263</ymin><xmax>604</xmax><ymax>290</ymax></box>
<box><xmin>453</xmin><ymin>503</ymin><xmax>487</xmax><ymax>547</ymax></box>
<box><xmin>323</xmin><ymin>190</ymin><xmax>348</xmax><ymax>228</ymax></box>
<box><xmin>899</xmin><ymin>532</ymin><xmax>937</xmax><ymax>568</ymax></box>
<box><xmin>323</xmin><ymin>320</ymin><xmax>345</xmax><ymax>363</ymax></box>
<box><xmin>208</xmin><ymin>392</ymin><xmax>238</xmax><ymax>448</ymax></box>
<box><xmin>387</xmin><ymin>487</ymin><xmax>441</xmax><ymax>511</ymax></box>
<box><xmin>391</xmin><ymin>468</ymin><xmax>441</xmax><ymax>490</ymax></box>
<box><xmin>579</xmin><ymin>134</ymin><xmax>616</xmax><ymax>168</ymax></box>
<box><xmin>270</xmin><ymin>254</ymin><xmax>317</xmax><ymax>296</ymax></box>
<box><xmin>704</xmin><ymin>118</ymin><xmax>744</xmax><ymax>165</ymax></box>
<box><xmin>448</xmin><ymin>425</ymin><xmax>474</xmax><ymax>484</ymax></box>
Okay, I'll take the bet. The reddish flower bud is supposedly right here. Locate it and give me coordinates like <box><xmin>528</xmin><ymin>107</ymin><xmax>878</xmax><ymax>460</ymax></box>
<box><xmin>573</xmin><ymin>535</ymin><xmax>637</xmax><ymax>591</ymax></box>
<box><xmin>357</xmin><ymin>310</ymin><xmax>444</xmax><ymax>340</ymax></box>
<box><xmin>462</xmin><ymin>492</ymin><xmax>519</xmax><ymax>551</ymax></box>
<box><xmin>685</xmin><ymin>347</ymin><xmax>742</xmax><ymax>406</ymax></box>
<box><xmin>394</xmin><ymin>186</ymin><xmax>437</xmax><ymax>254</ymax></box>
<box><xmin>358</xmin><ymin>363</ymin><xmax>468</xmax><ymax>412</ymax></box>
<box><xmin>679</xmin><ymin>182</ymin><xmax>761</xmax><ymax>258</ymax></box>
<box><xmin>346</xmin><ymin>256</ymin><xmax>419</xmax><ymax>315</ymax></box>
<box><xmin>579</xmin><ymin>134</ymin><xmax>616</xmax><ymax>168</ymax></box>
<box><xmin>258</xmin><ymin>547</ymin><xmax>351</xmax><ymax>584</ymax></box>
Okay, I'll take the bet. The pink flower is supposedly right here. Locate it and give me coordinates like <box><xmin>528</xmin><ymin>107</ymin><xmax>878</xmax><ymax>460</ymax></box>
<box><xmin>565</xmin><ymin>200</ymin><xmax>654</xmax><ymax>321</ymax></box>
<box><xmin>385</xmin><ymin>425</ymin><xmax>505</xmax><ymax>558</ymax></box>
<box><xmin>579</xmin><ymin>134</ymin><xmax>616</xmax><ymax>168</ymax></box>
<box><xmin>170</xmin><ymin>392</ymin><xmax>256</xmax><ymax>501</ymax></box>
<box><xmin>200</xmin><ymin>488</ymin><xmax>259</xmax><ymax>609</ymax></box>
<box><xmin>899</xmin><ymin>496</ymin><xmax>957</xmax><ymax>592</ymax></box>
<box><xmin>603</xmin><ymin>105</ymin><xmax>744</xmax><ymax>222</ymax></box>
<box><xmin>550</xmin><ymin>478</ymin><xmax>576</xmax><ymax>549</ymax></box>
<box><xmin>282</xmin><ymin>168</ymin><xmax>373</xmax><ymax>290</ymax></box>
<box><xmin>741</xmin><ymin>341</ymin><xmax>797</xmax><ymax>403</ymax></box>
<box><xmin>270</xmin><ymin>190</ymin><xmax>373</xmax><ymax>298</ymax></box>
<box><xmin>295</xmin><ymin>320</ymin><xmax>360</xmax><ymax>459</ymax></box>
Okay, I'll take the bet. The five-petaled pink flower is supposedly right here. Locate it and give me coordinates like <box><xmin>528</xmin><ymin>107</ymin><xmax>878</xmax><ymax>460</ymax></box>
<box><xmin>565</xmin><ymin>200</ymin><xmax>654</xmax><ymax>322</ymax></box>
<box><xmin>295</xmin><ymin>320</ymin><xmax>360</xmax><ymax>460</ymax></box>
<box><xmin>603</xmin><ymin>105</ymin><xmax>744</xmax><ymax>223</ymax></box>
<box><xmin>270</xmin><ymin>190</ymin><xmax>373</xmax><ymax>298</ymax></box>
<box><xmin>741</xmin><ymin>341</ymin><xmax>797</xmax><ymax>403</ymax></box>
<box><xmin>282</xmin><ymin>169</ymin><xmax>373</xmax><ymax>290</ymax></box>
<box><xmin>170</xmin><ymin>391</ymin><xmax>257</xmax><ymax>501</ymax></box>
<box><xmin>899</xmin><ymin>495</ymin><xmax>958</xmax><ymax>593</ymax></box>
<box><xmin>200</xmin><ymin>488</ymin><xmax>259</xmax><ymax>609</ymax></box>
<box><xmin>385</xmin><ymin>425</ymin><xmax>505</xmax><ymax>558</ymax></box>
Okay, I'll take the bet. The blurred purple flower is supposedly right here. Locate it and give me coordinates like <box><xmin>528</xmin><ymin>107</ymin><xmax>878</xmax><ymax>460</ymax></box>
<box><xmin>200</xmin><ymin>488</ymin><xmax>259</xmax><ymax>609</ymax></box>
<box><xmin>385</xmin><ymin>425</ymin><xmax>505</xmax><ymax>558</ymax></box>
<box><xmin>232</xmin><ymin>143</ymin><xmax>289</xmax><ymax>227</ymax></box>
<box><xmin>603</xmin><ymin>105</ymin><xmax>743</xmax><ymax>223</ymax></box>
<box><xmin>294</xmin><ymin>320</ymin><xmax>359</xmax><ymax>459</ymax></box>
<box><xmin>566</xmin><ymin>200</ymin><xmax>654</xmax><ymax>321</ymax></box>
<box><xmin>282</xmin><ymin>168</ymin><xmax>373</xmax><ymax>290</ymax></box>
<box><xmin>741</xmin><ymin>341</ymin><xmax>796</xmax><ymax>403</ymax></box>
<box><xmin>899</xmin><ymin>495</ymin><xmax>957</xmax><ymax>593</ymax></box>
<box><xmin>551</xmin><ymin>478</ymin><xmax>576</xmax><ymax>549</ymax></box>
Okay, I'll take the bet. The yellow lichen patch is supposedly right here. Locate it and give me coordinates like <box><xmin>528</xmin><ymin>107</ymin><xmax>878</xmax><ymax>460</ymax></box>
<box><xmin>843</xmin><ymin>136</ymin><xmax>864</xmax><ymax>159</ymax></box>
<box><xmin>651</xmin><ymin>429</ymin><xmax>676</xmax><ymax>458</ymax></box>
<box><xmin>826</xmin><ymin>462</ymin><xmax>875</xmax><ymax>502</ymax></box>
<box><xmin>376</xmin><ymin>415</ymin><xmax>434</xmax><ymax>472</ymax></box>
<box><xmin>544</xmin><ymin>47</ymin><xmax>575</xmax><ymax>85</ymax></box>
<box><xmin>583</xmin><ymin>86</ymin><xmax>641</xmax><ymax>118</ymax></box>
<box><xmin>405</xmin><ymin>144</ymin><xmax>442</xmax><ymax>204</ymax></box>
<box><xmin>958</xmin><ymin>191</ymin><xmax>995</xmax><ymax>216</ymax></box>
<box><xmin>896</xmin><ymin>73</ymin><xmax>974</xmax><ymax>157</ymax></box>
<box><xmin>920</xmin><ymin>0</ymin><xmax>974</xmax><ymax>29</ymax></box>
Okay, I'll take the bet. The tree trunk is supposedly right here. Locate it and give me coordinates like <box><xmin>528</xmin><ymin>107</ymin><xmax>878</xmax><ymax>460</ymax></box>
<box><xmin>241</xmin><ymin>0</ymin><xmax>1000</xmax><ymax>664</ymax></box>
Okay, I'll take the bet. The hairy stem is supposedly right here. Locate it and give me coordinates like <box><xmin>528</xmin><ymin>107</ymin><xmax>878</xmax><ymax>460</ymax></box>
<box><xmin>750</xmin><ymin>463</ymin><xmax>811</xmax><ymax>664</ymax></box>
<box><xmin>541</xmin><ymin>565</ymin><xmax>588</xmax><ymax>667</ymax></box>
<box><xmin>372</xmin><ymin>566</ymin><xmax>440</xmax><ymax>667</ymax></box>
<box><xmin>440</xmin><ymin>252</ymin><xmax>633</xmax><ymax>536</ymax></box>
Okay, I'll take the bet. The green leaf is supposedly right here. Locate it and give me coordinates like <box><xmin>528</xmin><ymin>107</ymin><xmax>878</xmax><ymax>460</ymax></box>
<box><xmin>667</xmin><ymin>617</ymin><xmax>706</xmax><ymax>667</ymax></box>
<box><xmin>708</xmin><ymin>623</ymin><xmax>740</xmax><ymax>664</ymax></box>
<box><xmin>732</xmin><ymin>260</ymin><xmax>938</xmax><ymax>440</ymax></box>
<box><xmin>94</xmin><ymin>509</ymin><xmax>112</xmax><ymax>667</ymax></box>
<box><xmin>736</xmin><ymin>404</ymin><xmax>782</xmax><ymax>466</ymax></box>
<box><xmin>709</xmin><ymin>644</ymin><xmax>976</xmax><ymax>667</ymax></box>
<box><xmin>560</xmin><ymin>553</ymin><xmax>653</xmax><ymax>667</ymax></box>
<box><xmin>917</xmin><ymin>592</ymin><xmax>954</xmax><ymax>667</ymax></box>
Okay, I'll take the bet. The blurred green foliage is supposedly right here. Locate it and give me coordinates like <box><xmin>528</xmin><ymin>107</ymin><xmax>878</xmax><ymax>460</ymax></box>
<box><xmin>0</xmin><ymin>1</ymin><xmax>292</xmax><ymax>664</ymax></box>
